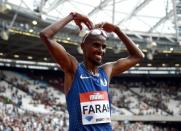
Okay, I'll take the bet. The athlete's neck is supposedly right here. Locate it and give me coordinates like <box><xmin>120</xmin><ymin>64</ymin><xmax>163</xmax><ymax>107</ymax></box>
<box><xmin>83</xmin><ymin>61</ymin><xmax>99</xmax><ymax>76</ymax></box>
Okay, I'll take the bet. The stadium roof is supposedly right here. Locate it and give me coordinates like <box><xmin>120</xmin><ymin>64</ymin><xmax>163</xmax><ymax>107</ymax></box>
<box><xmin>6</xmin><ymin>0</ymin><xmax>176</xmax><ymax>36</ymax></box>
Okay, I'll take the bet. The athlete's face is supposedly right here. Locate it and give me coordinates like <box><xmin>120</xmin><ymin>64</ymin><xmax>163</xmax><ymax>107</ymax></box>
<box><xmin>82</xmin><ymin>36</ymin><xmax>107</xmax><ymax>66</ymax></box>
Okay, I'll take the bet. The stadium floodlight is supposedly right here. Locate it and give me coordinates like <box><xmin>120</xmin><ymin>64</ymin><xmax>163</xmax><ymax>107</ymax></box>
<box><xmin>0</xmin><ymin>30</ymin><xmax>9</xmax><ymax>41</ymax></box>
<box><xmin>179</xmin><ymin>41</ymin><xmax>181</xmax><ymax>46</ymax></box>
<box><xmin>146</xmin><ymin>37</ymin><xmax>157</xmax><ymax>61</ymax></box>
<box><xmin>146</xmin><ymin>40</ymin><xmax>157</xmax><ymax>49</ymax></box>
<box><xmin>147</xmin><ymin>52</ymin><xmax>153</xmax><ymax>60</ymax></box>
<box><xmin>0</xmin><ymin>3</ymin><xmax>12</xmax><ymax>13</ymax></box>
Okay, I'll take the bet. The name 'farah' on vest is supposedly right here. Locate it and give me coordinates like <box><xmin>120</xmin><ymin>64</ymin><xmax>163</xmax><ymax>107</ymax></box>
<box><xmin>82</xmin><ymin>104</ymin><xmax>110</xmax><ymax>114</ymax></box>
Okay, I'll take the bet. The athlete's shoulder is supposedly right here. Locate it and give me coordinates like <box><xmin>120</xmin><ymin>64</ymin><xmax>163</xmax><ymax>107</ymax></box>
<box><xmin>99</xmin><ymin>62</ymin><xmax>114</xmax><ymax>80</ymax></box>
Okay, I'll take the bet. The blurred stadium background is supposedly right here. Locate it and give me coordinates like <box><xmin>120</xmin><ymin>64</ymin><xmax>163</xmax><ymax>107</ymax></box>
<box><xmin>0</xmin><ymin>0</ymin><xmax>181</xmax><ymax>130</ymax></box>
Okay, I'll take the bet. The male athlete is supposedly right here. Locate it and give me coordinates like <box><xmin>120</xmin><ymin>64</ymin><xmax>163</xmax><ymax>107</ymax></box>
<box><xmin>39</xmin><ymin>12</ymin><xmax>144</xmax><ymax>131</ymax></box>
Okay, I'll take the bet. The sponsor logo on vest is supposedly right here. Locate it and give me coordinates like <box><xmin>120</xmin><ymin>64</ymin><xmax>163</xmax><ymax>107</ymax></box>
<box><xmin>80</xmin><ymin>74</ymin><xmax>91</xmax><ymax>79</ymax></box>
<box><xmin>96</xmin><ymin>118</ymin><xmax>104</xmax><ymax>122</ymax></box>
<box><xmin>100</xmin><ymin>78</ymin><xmax>107</xmax><ymax>86</ymax></box>
<box><xmin>89</xmin><ymin>93</ymin><xmax>104</xmax><ymax>101</ymax></box>
<box><xmin>85</xmin><ymin>116</ymin><xmax>93</xmax><ymax>121</ymax></box>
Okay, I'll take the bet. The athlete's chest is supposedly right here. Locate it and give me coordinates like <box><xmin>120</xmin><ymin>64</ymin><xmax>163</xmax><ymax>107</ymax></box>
<box><xmin>78</xmin><ymin>71</ymin><xmax>108</xmax><ymax>91</ymax></box>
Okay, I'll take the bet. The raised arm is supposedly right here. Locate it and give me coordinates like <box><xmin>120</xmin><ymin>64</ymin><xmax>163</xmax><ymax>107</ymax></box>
<box><xmin>39</xmin><ymin>12</ymin><xmax>93</xmax><ymax>73</ymax></box>
<box><xmin>96</xmin><ymin>22</ymin><xmax>145</xmax><ymax>78</ymax></box>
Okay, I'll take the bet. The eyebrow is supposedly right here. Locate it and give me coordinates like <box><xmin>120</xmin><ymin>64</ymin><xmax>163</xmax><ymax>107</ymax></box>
<box><xmin>92</xmin><ymin>41</ymin><xmax>107</xmax><ymax>47</ymax></box>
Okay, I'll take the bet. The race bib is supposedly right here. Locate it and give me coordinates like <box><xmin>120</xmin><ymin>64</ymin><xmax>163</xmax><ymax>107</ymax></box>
<box><xmin>80</xmin><ymin>91</ymin><xmax>111</xmax><ymax>125</ymax></box>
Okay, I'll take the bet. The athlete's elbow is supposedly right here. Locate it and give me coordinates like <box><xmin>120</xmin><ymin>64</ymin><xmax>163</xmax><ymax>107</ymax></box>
<box><xmin>39</xmin><ymin>31</ymin><xmax>49</xmax><ymax>43</ymax></box>
<box><xmin>39</xmin><ymin>31</ymin><xmax>46</xmax><ymax>39</ymax></box>
<box><xmin>133</xmin><ymin>52</ymin><xmax>145</xmax><ymax>62</ymax></box>
<box><xmin>137</xmin><ymin>53</ymin><xmax>145</xmax><ymax>63</ymax></box>
<box><xmin>139</xmin><ymin>52</ymin><xmax>145</xmax><ymax>59</ymax></box>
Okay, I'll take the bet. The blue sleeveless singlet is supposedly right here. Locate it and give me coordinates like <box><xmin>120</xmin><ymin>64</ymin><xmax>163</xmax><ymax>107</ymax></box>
<box><xmin>66</xmin><ymin>63</ymin><xmax>112</xmax><ymax>131</ymax></box>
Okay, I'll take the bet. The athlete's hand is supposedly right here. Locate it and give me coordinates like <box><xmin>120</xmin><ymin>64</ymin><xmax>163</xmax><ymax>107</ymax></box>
<box><xmin>71</xmin><ymin>12</ymin><xmax>93</xmax><ymax>30</ymax></box>
<box><xmin>95</xmin><ymin>22</ymin><xmax>117</xmax><ymax>33</ymax></box>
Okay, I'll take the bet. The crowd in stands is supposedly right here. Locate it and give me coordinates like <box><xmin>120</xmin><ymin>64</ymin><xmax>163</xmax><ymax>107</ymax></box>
<box><xmin>110</xmin><ymin>79</ymin><xmax>181</xmax><ymax>116</ymax></box>
<box><xmin>0</xmin><ymin>102</ymin><xmax>180</xmax><ymax>131</ymax></box>
<box><xmin>0</xmin><ymin>70</ymin><xmax>66</xmax><ymax>112</ymax></box>
<box><xmin>0</xmin><ymin>102</ymin><xmax>69</xmax><ymax>131</ymax></box>
<box><xmin>112</xmin><ymin>121</ymin><xmax>179</xmax><ymax>131</ymax></box>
